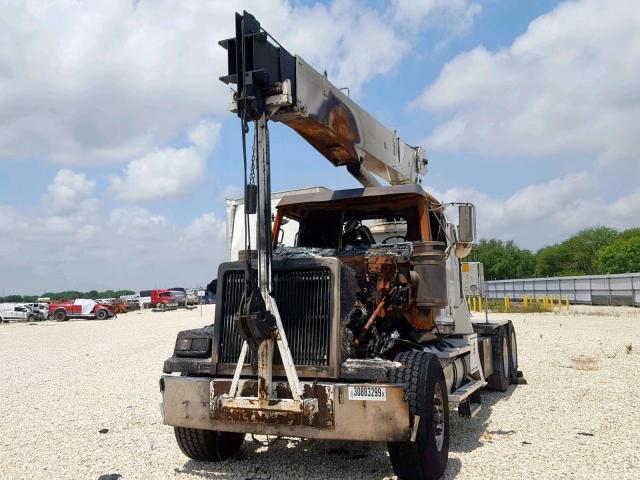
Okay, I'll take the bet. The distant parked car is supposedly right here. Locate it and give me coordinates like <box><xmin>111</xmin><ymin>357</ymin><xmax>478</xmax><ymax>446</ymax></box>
<box><xmin>48</xmin><ymin>299</ymin><xmax>114</xmax><ymax>321</ymax></box>
<box><xmin>139</xmin><ymin>290</ymin><xmax>152</xmax><ymax>308</ymax></box>
<box><xmin>23</xmin><ymin>302</ymin><xmax>49</xmax><ymax>319</ymax></box>
<box><xmin>0</xmin><ymin>304</ymin><xmax>39</xmax><ymax>322</ymax></box>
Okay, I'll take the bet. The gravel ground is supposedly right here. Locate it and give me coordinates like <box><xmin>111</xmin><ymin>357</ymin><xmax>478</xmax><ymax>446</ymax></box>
<box><xmin>1</xmin><ymin>305</ymin><xmax>639</xmax><ymax>479</ymax></box>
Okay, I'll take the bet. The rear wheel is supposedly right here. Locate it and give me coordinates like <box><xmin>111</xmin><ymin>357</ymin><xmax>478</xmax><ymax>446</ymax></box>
<box><xmin>54</xmin><ymin>309</ymin><xmax>68</xmax><ymax>322</ymax></box>
<box><xmin>174</xmin><ymin>427</ymin><xmax>244</xmax><ymax>461</ymax></box>
<box><xmin>486</xmin><ymin>327</ymin><xmax>509</xmax><ymax>392</ymax></box>
<box><xmin>388</xmin><ymin>350</ymin><xmax>449</xmax><ymax>480</ymax></box>
<box><xmin>508</xmin><ymin>326</ymin><xmax>518</xmax><ymax>381</ymax></box>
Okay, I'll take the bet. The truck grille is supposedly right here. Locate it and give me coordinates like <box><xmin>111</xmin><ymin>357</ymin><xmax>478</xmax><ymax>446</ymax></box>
<box><xmin>219</xmin><ymin>268</ymin><xmax>332</xmax><ymax>366</ymax></box>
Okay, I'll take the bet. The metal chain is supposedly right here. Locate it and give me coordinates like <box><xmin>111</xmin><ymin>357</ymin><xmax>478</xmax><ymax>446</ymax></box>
<box><xmin>249</xmin><ymin>125</ymin><xmax>257</xmax><ymax>185</ymax></box>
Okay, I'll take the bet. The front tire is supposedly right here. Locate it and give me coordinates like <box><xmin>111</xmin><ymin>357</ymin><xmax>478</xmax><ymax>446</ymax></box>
<box><xmin>388</xmin><ymin>350</ymin><xmax>449</xmax><ymax>480</ymax></box>
<box><xmin>54</xmin><ymin>310</ymin><xmax>68</xmax><ymax>322</ymax></box>
<box><xmin>95</xmin><ymin>309</ymin><xmax>108</xmax><ymax>320</ymax></box>
<box><xmin>174</xmin><ymin>427</ymin><xmax>244</xmax><ymax>461</ymax></box>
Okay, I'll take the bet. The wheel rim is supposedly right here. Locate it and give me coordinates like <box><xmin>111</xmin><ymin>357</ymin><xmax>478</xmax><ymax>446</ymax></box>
<box><xmin>433</xmin><ymin>382</ymin><xmax>445</xmax><ymax>451</ymax></box>
<box><xmin>502</xmin><ymin>336</ymin><xmax>509</xmax><ymax>376</ymax></box>
<box><xmin>511</xmin><ymin>331</ymin><xmax>517</xmax><ymax>371</ymax></box>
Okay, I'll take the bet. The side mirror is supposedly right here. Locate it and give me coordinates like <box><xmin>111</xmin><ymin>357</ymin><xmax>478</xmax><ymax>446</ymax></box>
<box><xmin>456</xmin><ymin>204</ymin><xmax>476</xmax><ymax>259</ymax></box>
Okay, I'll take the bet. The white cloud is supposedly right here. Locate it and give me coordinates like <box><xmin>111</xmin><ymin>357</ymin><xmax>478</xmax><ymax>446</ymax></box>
<box><xmin>0</xmin><ymin>0</ymin><xmax>479</xmax><ymax>166</ymax></box>
<box><xmin>109</xmin><ymin>121</ymin><xmax>220</xmax><ymax>202</ymax></box>
<box><xmin>184</xmin><ymin>212</ymin><xmax>226</xmax><ymax>241</ymax></box>
<box><xmin>391</xmin><ymin>0</ymin><xmax>481</xmax><ymax>35</ymax></box>
<box><xmin>414</xmin><ymin>0</ymin><xmax>640</xmax><ymax>165</ymax></box>
<box><xmin>607</xmin><ymin>191</ymin><xmax>640</xmax><ymax>222</ymax></box>
<box><xmin>0</xmin><ymin>200</ymin><xmax>226</xmax><ymax>293</ymax></box>
<box><xmin>108</xmin><ymin>207</ymin><xmax>169</xmax><ymax>235</ymax></box>
<box><xmin>42</xmin><ymin>169</ymin><xmax>96</xmax><ymax>214</ymax></box>
<box><xmin>433</xmin><ymin>171</ymin><xmax>639</xmax><ymax>250</ymax></box>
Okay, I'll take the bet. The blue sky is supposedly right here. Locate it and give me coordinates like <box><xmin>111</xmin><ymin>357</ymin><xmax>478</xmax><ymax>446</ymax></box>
<box><xmin>1</xmin><ymin>0</ymin><xmax>639</xmax><ymax>294</ymax></box>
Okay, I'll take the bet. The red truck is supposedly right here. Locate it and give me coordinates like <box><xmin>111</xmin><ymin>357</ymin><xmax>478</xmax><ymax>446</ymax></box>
<box><xmin>49</xmin><ymin>299</ymin><xmax>114</xmax><ymax>322</ymax></box>
<box><xmin>151</xmin><ymin>289</ymin><xmax>179</xmax><ymax>310</ymax></box>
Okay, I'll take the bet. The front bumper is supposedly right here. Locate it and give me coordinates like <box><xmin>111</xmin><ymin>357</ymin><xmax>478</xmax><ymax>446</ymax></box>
<box><xmin>160</xmin><ymin>375</ymin><xmax>411</xmax><ymax>442</ymax></box>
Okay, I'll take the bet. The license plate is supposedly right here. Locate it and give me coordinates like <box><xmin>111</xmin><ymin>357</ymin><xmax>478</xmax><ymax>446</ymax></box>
<box><xmin>348</xmin><ymin>385</ymin><xmax>386</xmax><ymax>401</ymax></box>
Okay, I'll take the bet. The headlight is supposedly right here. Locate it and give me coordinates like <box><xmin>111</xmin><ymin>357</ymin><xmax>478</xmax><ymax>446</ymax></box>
<box><xmin>174</xmin><ymin>336</ymin><xmax>211</xmax><ymax>357</ymax></box>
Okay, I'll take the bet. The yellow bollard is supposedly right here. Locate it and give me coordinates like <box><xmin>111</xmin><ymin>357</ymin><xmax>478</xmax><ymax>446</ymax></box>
<box><xmin>557</xmin><ymin>295</ymin><xmax>562</xmax><ymax>311</ymax></box>
<box><xmin>565</xmin><ymin>295</ymin><xmax>570</xmax><ymax>311</ymax></box>
<box><xmin>543</xmin><ymin>296</ymin><xmax>548</xmax><ymax>310</ymax></box>
<box><xmin>479</xmin><ymin>296</ymin><xmax>483</xmax><ymax>312</ymax></box>
<box><xmin>472</xmin><ymin>296</ymin><xmax>477</xmax><ymax>312</ymax></box>
<box><xmin>467</xmin><ymin>297</ymin><xmax>471</xmax><ymax>311</ymax></box>
<box><xmin>524</xmin><ymin>295</ymin><xmax>528</xmax><ymax>308</ymax></box>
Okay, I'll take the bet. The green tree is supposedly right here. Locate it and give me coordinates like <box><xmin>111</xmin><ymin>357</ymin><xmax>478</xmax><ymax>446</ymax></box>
<box><xmin>470</xmin><ymin>239</ymin><xmax>535</xmax><ymax>280</ymax></box>
<box><xmin>595</xmin><ymin>228</ymin><xmax>640</xmax><ymax>274</ymax></box>
<box><xmin>534</xmin><ymin>227</ymin><xmax>618</xmax><ymax>276</ymax></box>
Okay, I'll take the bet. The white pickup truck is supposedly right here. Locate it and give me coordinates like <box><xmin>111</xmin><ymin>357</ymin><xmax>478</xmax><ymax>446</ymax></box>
<box><xmin>0</xmin><ymin>304</ymin><xmax>39</xmax><ymax>322</ymax></box>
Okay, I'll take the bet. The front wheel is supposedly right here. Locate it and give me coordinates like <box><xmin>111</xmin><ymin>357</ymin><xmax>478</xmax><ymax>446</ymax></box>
<box><xmin>54</xmin><ymin>310</ymin><xmax>68</xmax><ymax>322</ymax></box>
<box><xmin>174</xmin><ymin>427</ymin><xmax>244</xmax><ymax>461</ymax></box>
<box><xmin>95</xmin><ymin>309</ymin><xmax>108</xmax><ymax>320</ymax></box>
<box><xmin>388</xmin><ymin>350</ymin><xmax>449</xmax><ymax>480</ymax></box>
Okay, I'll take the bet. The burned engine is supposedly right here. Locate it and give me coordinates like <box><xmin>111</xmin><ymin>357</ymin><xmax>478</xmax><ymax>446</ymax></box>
<box><xmin>336</xmin><ymin>241</ymin><xmax>447</xmax><ymax>360</ymax></box>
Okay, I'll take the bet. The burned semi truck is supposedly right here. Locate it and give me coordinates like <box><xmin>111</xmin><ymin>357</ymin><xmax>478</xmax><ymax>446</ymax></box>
<box><xmin>160</xmin><ymin>12</ymin><xmax>521</xmax><ymax>480</ymax></box>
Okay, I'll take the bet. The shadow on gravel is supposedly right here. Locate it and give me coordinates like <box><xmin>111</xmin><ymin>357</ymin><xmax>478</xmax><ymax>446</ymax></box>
<box><xmin>175</xmin><ymin>385</ymin><xmax>521</xmax><ymax>480</ymax></box>
<box><xmin>449</xmin><ymin>384</ymin><xmax>519</xmax><ymax>454</ymax></box>
<box><xmin>176</xmin><ymin>437</ymin><xmax>394</xmax><ymax>479</ymax></box>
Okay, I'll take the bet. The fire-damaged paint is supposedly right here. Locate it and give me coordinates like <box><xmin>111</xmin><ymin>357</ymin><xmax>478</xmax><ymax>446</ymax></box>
<box><xmin>161</xmin><ymin>375</ymin><xmax>411</xmax><ymax>442</ymax></box>
<box><xmin>210</xmin><ymin>380</ymin><xmax>335</xmax><ymax>428</ymax></box>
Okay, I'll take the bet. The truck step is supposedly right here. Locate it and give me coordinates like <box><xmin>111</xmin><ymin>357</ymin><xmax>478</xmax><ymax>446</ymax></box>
<box><xmin>448</xmin><ymin>379</ymin><xmax>486</xmax><ymax>405</ymax></box>
<box><xmin>458</xmin><ymin>401</ymin><xmax>481</xmax><ymax>418</ymax></box>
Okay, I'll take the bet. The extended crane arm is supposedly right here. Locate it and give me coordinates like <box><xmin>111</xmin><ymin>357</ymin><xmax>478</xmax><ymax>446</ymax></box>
<box><xmin>220</xmin><ymin>11</ymin><xmax>427</xmax><ymax>187</ymax></box>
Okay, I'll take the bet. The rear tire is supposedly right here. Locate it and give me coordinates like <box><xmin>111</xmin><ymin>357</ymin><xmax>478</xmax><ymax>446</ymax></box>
<box><xmin>174</xmin><ymin>427</ymin><xmax>244</xmax><ymax>461</ymax></box>
<box><xmin>388</xmin><ymin>350</ymin><xmax>449</xmax><ymax>480</ymax></box>
<box><xmin>508</xmin><ymin>325</ymin><xmax>518</xmax><ymax>382</ymax></box>
<box><xmin>54</xmin><ymin>310</ymin><xmax>68</xmax><ymax>322</ymax></box>
<box><xmin>486</xmin><ymin>327</ymin><xmax>509</xmax><ymax>392</ymax></box>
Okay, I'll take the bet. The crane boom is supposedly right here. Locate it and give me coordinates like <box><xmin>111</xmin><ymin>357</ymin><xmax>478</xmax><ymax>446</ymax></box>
<box><xmin>220</xmin><ymin>11</ymin><xmax>427</xmax><ymax>187</ymax></box>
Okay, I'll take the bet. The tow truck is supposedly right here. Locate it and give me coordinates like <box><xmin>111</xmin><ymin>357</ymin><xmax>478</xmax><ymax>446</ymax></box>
<box><xmin>160</xmin><ymin>12</ymin><xmax>522</xmax><ymax>479</ymax></box>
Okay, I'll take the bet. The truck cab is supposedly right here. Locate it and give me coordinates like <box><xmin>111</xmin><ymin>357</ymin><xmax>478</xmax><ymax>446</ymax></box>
<box><xmin>151</xmin><ymin>289</ymin><xmax>178</xmax><ymax>309</ymax></box>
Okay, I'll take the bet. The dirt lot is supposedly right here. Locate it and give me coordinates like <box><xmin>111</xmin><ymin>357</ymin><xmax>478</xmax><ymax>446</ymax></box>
<box><xmin>1</xmin><ymin>305</ymin><xmax>639</xmax><ymax>479</ymax></box>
